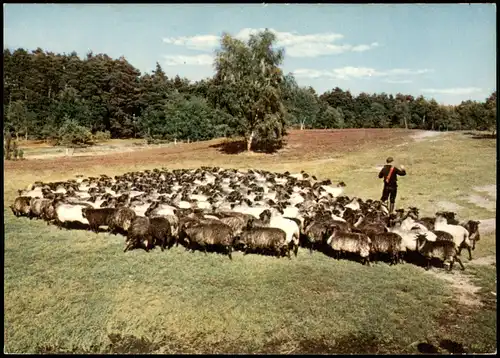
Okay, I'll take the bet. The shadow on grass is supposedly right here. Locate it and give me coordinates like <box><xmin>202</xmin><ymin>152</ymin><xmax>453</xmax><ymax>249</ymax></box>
<box><xmin>462</xmin><ymin>131</ymin><xmax>497</xmax><ymax>140</ymax></box>
<box><xmin>33</xmin><ymin>332</ymin><xmax>471</xmax><ymax>355</ymax></box>
<box><xmin>301</xmin><ymin>241</ymin><xmax>452</xmax><ymax>270</ymax></box>
<box><xmin>209</xmin><ymin>139</ymin><xmax>286</xmax><ymax>155</ymax></box>
<box><xmin>40</xmin><ymin>331</ymin><xmax>462</xmax><ymax>354</ymax></box>
<box><xmin>416</xmin><ymin>339</ymin><xmax>467</xmax><ymax>354</ymax></box>
<box><xmin>36</xmin><ymin>333</ymin><xmax>160</xmax><ymax>354</ymax></box>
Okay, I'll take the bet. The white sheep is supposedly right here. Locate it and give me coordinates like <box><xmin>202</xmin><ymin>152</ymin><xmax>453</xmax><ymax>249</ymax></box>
<box><xmin>320</xmin><ymin>181</ymin><xmax>346</xmax><ymax>198</ymax></box>
<box><xmin>20</xmin><ymin>187</ymin><xmax>44</xmax><ymax>198</ymax></box>
<box><xmin>130</xmin><ymin>202</ymin><xmax>152</xmax><ymax>217</ymax></box>
<box><xmin>400</xmin><ymin>216</ymin><xmax>429</xmax><ymax>232</ymax></box>
<box><xmin>195</xmin><ymin>201</ymin><xmax>212</xmax><ymax>210</ymax></box>
<box><xmin>388</xmin><ymin>223</ymin><xmax>432</xmax><ymax>259</ymax></box>
<box><xmin>54</xmin><ymin>203</ymin><xmax>90</xmax><ymax>227</ymax></box>
<box><xmin>434</xmin><ymin>216</ymin><xmax>472</xmax><ymax>259</ymax></box>
<box><xmin>266</xmin><ymin>208</ymin><xmax>301</xmax><ymax>256</ymax></box>
<box><xmin>345</xmin><ymin>198</ymin><xmax>362</xmax><ymax>211</ymax></box>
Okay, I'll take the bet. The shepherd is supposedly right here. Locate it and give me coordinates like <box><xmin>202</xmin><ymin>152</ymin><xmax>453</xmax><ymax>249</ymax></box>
<box><xmin>378</xmin><ymin>157</ymin><xmax>406</xmax><ymax>214</ymax></box>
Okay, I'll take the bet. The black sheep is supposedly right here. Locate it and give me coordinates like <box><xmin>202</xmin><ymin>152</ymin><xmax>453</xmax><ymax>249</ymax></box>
<box><xmin>81</xmin><ymin>208</ymin><xmax>117</xmax><ymax>233</ymax></box>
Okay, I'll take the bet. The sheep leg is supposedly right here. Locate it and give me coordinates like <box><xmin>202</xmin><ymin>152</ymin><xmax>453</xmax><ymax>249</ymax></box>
<box><xmin>448</xmin><ymin>259</ymin><xmax>454</xmax><ymax>271</ymax></box>
<box><xmin>227</xmin><ymin>246</ymin><xmax>232</xmax><ymax>260</ymax></box>
<box><xmin>287</xmin><ymin>247</ymin><xmax>292</xmax><ymax>260</ymax></box>
<box><xmin>294</xmin><ymin>244</ymin><xmax>299</xmax><ymax>257</ymax></box>
<box><xmin>467</xmin><ymin>246</ymin><xmax>472</xmax><ymax>261</ymax></box>
<box><xmin>425</xmin><ymin>258</ymin><xmax>431</xmax><ymax>270</ymax></box>
<box><xmin>455</xmin><ymin>256</ymin><xmax>465</xmax><ymax>271</ymax></box>
<box><xmin>124</xmin><ymin>242</ymin><xmax>132</xmax><ymax>252</ymax></box>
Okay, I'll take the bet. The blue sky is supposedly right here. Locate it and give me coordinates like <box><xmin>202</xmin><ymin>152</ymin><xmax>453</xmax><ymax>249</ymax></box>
<box><xmin>4</xmin><ymin>3</ymin><xmax>496</xmax><ymax>105</ymax></box>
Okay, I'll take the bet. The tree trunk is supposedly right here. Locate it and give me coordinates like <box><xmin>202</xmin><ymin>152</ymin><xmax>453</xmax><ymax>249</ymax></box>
<box><xmin>404</xmin><ymin>116</ymin><xmax>408</xmax><ymax>130</ymax></box>
<box><xmin>246</xmin><ymin>130</ymin><xmax>255</xmax><ymax>152</ymax></box>
<box><xmin>5</xmin><ymin>133</ymin><xmax>12</xmax><ymax>160</ymax></box>
<box><xmin>300</xmin><ymin>120</ymin><xmax>305</xmax><ymax>130</ymax></box>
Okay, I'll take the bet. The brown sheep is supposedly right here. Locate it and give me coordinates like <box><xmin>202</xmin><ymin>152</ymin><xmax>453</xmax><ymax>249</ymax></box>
<box><xmin>368</xmin><ymin>232</ymin><xmax>403</xmax><ymax>265</ymax></box>
<box><xmin>303</xmin><ymin>221</ymin><xmax>333</xmax><ymax>254</ymax></box>
<box><xmin>218</xmin><ymin>215</ymin><xmax>247</xmax><ymax>236</ymax></box>
<box><xmin>125</xmin><ymin>217</ymin><xmax>152</xmax><ymax>252</ymax></box>
<box><xmin>182</xmin><ymin>222</ymin><xmax>234</xmax><ymax>260</ymax></box>
<box><xmin>10</xmin><ymin>196</ymin><xmax>31</xmax><ymax>217</ymax></box>
<box><xmin>109</xmin><ymin>207</ymin><xmax>137</xmax><ymax>235</ymax></box>
<box><xmin>29</xmin><ymin>197</ymin><xmax>54</xmax><ymax>220</ymax></box>
<box><xmin>327</xmin><ymin>227</ymin><xmax>372</xmax><ymax>265</ymax></box>
<box><xmin>234</xmin><ymin>226</ymin><xmax>289</xmax><ymax>258</ymax></box>
<box><xmin>149</xmin><ymin>217</ymin><xmax>174</xmax><ymax>251</ymax></box>
<box><xmin>416</xmin><ymin>233</ymin><xmax>465</xmax><ymax>271</ymax></box>
<box><xmin>461</xmin><ymin>220</ymin><xmax>481</xmax><ymax>251</ymax></box>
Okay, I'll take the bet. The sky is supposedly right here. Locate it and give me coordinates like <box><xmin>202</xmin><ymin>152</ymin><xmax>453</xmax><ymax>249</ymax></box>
<box><xmin>3</xmin><ymin>3</ymin><xmax>497</xmax><ymax>105</ymax></box>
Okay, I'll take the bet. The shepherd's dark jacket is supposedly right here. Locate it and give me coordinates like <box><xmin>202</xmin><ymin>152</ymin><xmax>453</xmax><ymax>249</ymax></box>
<box><xmin>378</xmin><ymin>165</ymin><xmax>406</xmax><ymax>188</ymax></box>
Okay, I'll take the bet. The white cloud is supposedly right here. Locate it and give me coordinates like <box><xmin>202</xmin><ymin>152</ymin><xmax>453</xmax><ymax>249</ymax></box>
<box><xmin>420</xmin><ymin>87</ymin><xmax>483</xmax><ymax>95</ymax></box>
<box><xmin>351</xmin><ymin>42</ymin><xmax>380</xmax><ymax>52</ymax></box>
<box><xmin>164</xmin><ymin>54</ymin><xmax>214</xmax><ymax>66</ymax></box>
<box><xmin>386</xmin><ymin>68</ymin><xmax>431</xmax><ymax>76</ymax></box>
<box><xmin>292</xmin><ymin>66</ymin><xmax>433</xmax><ymax>81</ymax></box>
<box><xmin>163</xmin><ymin>35</ymin><xmax>219</xmax><ymax>51</ymax></box>
<box><xmin>332</xmin><ymin>66</ymin><xmax>384</xmax><ymax>79</ymax></box>
<box><xmin>383</xmin><ymin>79</ymin><xmax>413</xmax><ymax>84</ymax></box>
<box><xmin>163</xmin><ymin>28</ymin><xmax>378</xmax><ymax>58</ymax></box>
<box><xmin>291</xmin><ymin>69</ymin><xmax>335</xmax><ymax>79</ymax></box>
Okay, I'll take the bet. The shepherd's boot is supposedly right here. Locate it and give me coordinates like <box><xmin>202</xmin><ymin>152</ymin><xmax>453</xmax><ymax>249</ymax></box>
<box><xmin>389</xmin><ymin>202</ymin><xmax>395</xmax><ymax>214</ymax></box>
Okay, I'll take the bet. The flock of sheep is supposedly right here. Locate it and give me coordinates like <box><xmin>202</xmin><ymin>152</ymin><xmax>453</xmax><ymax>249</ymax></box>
<box><xmin>10</xmin><ymin>166</ymin><xmax>481</xmax><ymax>270</ymax></box>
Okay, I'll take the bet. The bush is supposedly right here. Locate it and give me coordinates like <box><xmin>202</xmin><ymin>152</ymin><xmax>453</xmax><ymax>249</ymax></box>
<box><xmin>92</xmin><ymin>130</ymin><xmax>111</xmax><ymax>143</ymax></box>
<box><xmin>138</xmin><ymin>95</ymin><xmax>236</xmax><ymax>142</ymax></box>
<box><xmin>56</xmin><ymin>117</ymin><xmax>93</xmax><ymax>147</ymax></box>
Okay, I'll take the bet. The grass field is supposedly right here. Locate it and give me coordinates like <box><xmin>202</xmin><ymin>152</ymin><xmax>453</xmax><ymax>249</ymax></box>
<box><xmin>4</xmin><ymin>129</ymin><xmax>497</xmax><ymax>354</ymax></box>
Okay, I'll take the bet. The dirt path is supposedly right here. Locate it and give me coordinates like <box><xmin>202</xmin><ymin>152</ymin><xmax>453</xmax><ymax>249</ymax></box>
<box><xmin>425</xmin><ymin>254</ymin><xmax>496</xmax><ymax>308</ymax></box>
<box><xmin>470</xmin><ymin>255</ymin><xmax>496</xmax><ymax>266</ymax></box>
<box><xmin>436</xmin><ymin>201</ymin><xmax>464</xmax><ymax>212</ymax></box>
<box><xmin>479</xmin><ymin>218</ymin><xmax>496</xmax><ymax>234</ymax></box>
<box><xmin>411</xmin><ymin>131</ymin><xmax>448</xmax><ymax>142</ymax></box>
<box><xmin>23</xmin><ymin>142</ymin><xmax>175</xmax><ymax>160</ymax></box>
<box><xmin>425</xmin><ymin>269</ymin><xmax>483</xmax><ymax>307</ymax></box>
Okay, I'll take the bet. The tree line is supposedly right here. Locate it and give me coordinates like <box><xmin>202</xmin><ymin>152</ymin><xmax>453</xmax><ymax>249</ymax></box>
<box><xmin>3</xmin><ymin>30</ymin><xmax>497</xmax><ymax>151</ymax></box>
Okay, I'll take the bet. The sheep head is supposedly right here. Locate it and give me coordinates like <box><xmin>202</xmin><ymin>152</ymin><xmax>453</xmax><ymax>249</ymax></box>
<box><xmin>415</xmin><ymin>233</ymin><xmax>428</xmax><ymax>251</ymax></box>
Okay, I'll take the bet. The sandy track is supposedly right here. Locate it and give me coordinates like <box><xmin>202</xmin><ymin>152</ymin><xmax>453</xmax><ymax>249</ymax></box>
<box><xmin>5</xmin><ymin>129</ymin><xmax>411</xmax><ymax>172</ymax></box>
